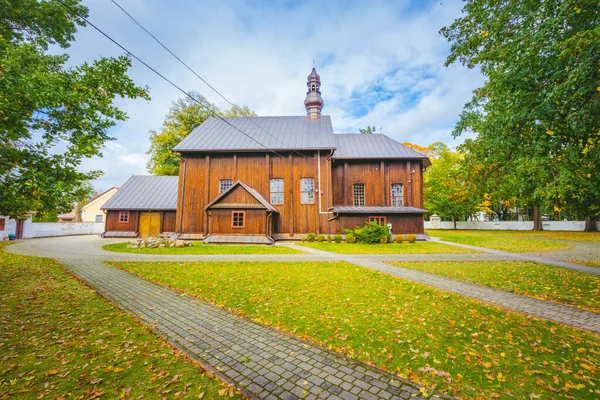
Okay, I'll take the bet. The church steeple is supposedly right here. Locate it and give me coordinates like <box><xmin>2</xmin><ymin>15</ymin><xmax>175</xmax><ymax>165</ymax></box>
<box><xmin>304</xmin><ymin>67</ymin><xmax>324</xmax><ymax>119</ymax></box>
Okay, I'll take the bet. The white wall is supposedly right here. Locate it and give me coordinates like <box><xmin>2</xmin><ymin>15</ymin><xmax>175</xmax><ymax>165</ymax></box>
<box><xmin>424</xmin><ymin>220</ymin><xmax>596</xmax><ymax>231</ymax></box>
<box><xmin>0</xmin><ymin>216</ymin><xmax>17</xmax><ymax>238</ymax></box>
<box><xmin>21</xmin><ymin>221</ymin><xmax>105</xmax><ymax>238</ymax></box>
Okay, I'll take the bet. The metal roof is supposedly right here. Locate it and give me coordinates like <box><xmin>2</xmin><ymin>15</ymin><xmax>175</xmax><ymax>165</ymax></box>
<box><xmin>173</xmin><ymin>116</ymin><xmax>336</xmax><ymax>152</ymax></box>
<box><xmin>332</xmin><ymin>206</ymin><xmax>429</xmax><ymax>214</ymax></box>
<box><xmin>332</xmin><ymin>134</ymin><xmax>430</xmax><ymax>163</ymax></box>
<box><xmin>205</xmin><ymin>181</ymin><xmax>278</xmax><ymax>212</ymax></box>
<box><xmin>101</xmin><ymin>175</ymin><xmax>178</xmax><ymax>210</ymax></box>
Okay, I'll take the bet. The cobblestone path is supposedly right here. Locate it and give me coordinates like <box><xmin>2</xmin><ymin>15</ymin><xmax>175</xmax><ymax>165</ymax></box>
<box><xmin>10</xmin><ymin>238</ymin><xmax>450</xmax><ymax>400</ymax></box>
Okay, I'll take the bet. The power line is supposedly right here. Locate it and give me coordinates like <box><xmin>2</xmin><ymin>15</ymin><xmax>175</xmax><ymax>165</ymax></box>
<box><xmin>109</xmin><ymin>0</ymin><xmax>311</xmax><ymax>159</ymax></box>
<box><xmin>55</xmin><ymin>0</ymin><xmax>286</xmax><ymax>159</ymax></box>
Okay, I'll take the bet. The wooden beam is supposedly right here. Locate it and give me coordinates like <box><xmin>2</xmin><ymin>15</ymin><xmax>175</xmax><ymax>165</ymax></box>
<box><xmin>203</xmin><ymin>155</ymin><xmax>210</xmax><ymax>234</ymax></box>
<box><xmin>289</xmin><ymin>153</ymin><xmax>294</xmax><ymax>234</ymax></box>
<box><xmin>233</xmin><ymin>154</ymin><xmax>237</xmax><ymax>180</ymax></box>
<box><xmin>343</xmin><ymin>162</ymin><xmax>348</xmax><ymax>205</ymax></box>
<box><xmin>380</xmin><ymin>160</ymin><xmax>385</xmax><ymax>205</ymax></box>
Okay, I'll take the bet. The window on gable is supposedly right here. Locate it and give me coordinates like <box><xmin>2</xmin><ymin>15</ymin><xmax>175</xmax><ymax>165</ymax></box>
<box><xmin>353</xmin><ymin>183</ymin><xmax>365</xmax><ymax>206</ymax></box>
<box><xmin>270</xmin><ymin>178</ymin><xmax>284</xmax><ymax>204</ymax></box>
<box><xmin>391</xmin><ymin>183</ymin><xmax>403</xmax><ymax>207</ymax></box>
<box><xmin>119</xmin><ymin>211</ymin><xmax>129</xmax><ymax>223</ymax></box>
<box><xmin>300</xmin><ymin>178</ymin><xmax>314</xmax><ymax>204</ymax></box>
<box><xmin>369</xmin><ymin>216</ymin><xmax>386</xmax><ymax>226</ymax></box>
<box><xmin>219</xmin><ymin>179</ymin><xmax>233</xmax><ymax>193</ymax></box>
<box><xmin>232</xmin><ymin>211</ymin><xmax>245</xmax><ymax>228</ymax></box>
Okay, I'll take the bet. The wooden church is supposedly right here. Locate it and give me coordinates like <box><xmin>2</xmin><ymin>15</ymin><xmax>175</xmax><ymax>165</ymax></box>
<box><xmin>102</xmin><ymin>68</ymin><xmax>430</xmax><ymax>242</ymax></box>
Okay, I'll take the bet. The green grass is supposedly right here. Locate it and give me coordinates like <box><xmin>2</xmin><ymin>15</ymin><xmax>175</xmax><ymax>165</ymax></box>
<box><xmin>111</xmin><ymin>260</ymin><xmax>600</xmax><ymax>399</ymax></box>
<box><xmin>570</xmin><ymin>260</ymin><xmax>600</xmax><ymax>268</ymax></box>
<box><xmin>389</xmin><ymin>261</ymin><xmax>600</xmax><ymax>313</ymax></box>
<box><xmin>426</xmin><ymin>230</ymin><xmax>572</xmax><ymax>252</ymax></box>
<box><xmin>517</xmin><ymin>231</ymin><xmax>600</xmax><ymax>242</ymax></box>
<box><xmin>297</xmin><ymin>241</ymin><xmax>478</xmax><ymax>254</ymax></box>
<box><xmin>0</xmin><ymin>243</ymin><xmax>239</xmax><ymax>399</ymax></box>
<box><xmin>103</xmin><ymin>241</ymin><xmax>304</xmax><ymax>254</ymax></box>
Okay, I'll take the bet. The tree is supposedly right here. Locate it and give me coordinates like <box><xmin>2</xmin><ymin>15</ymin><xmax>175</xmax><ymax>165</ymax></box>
<box><xmin>441</xmin><ymin>0</ymin><xmax>600</xmax><ymax>230</ymax></box>
<box><xmin>423</xmin><ymin>143</ymin><xmax>479</xmax><ymax>228</ymax></box>
<box><xmin>146</xmin><ymin>93</ymin><xmax>255</xmax><ymax>175</ymax></box>
<box><xmin>0</xmin><ymin>0</ymin><xmax>149</xmax><ymax>220</ymax></box>
<box><xmin>359</xmin><ymin>126</ymin><xmax>376</xmax><ymax>134</ymax></box>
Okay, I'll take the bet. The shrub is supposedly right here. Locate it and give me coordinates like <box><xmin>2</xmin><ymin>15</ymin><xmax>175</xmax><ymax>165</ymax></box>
<box><xmin>301</xmin><ymin>236</ymin><xmax>306</xmax><ymax>242</ymax></box>
<box><xmin>326</xmin><ymin>235</ymin><xmax>333</xmax><ymax>243</ymax></box>
<box><xmin>344</xmin><ymin>221</ymin><xmax>391</xmax><ymax>244</ymax></box>
<box><xmin>333</xmin><ymin>234</ymin><xmax>342</xmax><ymax>243</ymax></box>
<box><xmin>394</xmin><ymin>234</ymin><xmax>404</xmax><ymax>244</ymax></box>
<box><xmin>406</xmin><ymin>234</ymin><xmax>417</xmax><ymax>243</ymax></box>
<box><xmin>346</xmin><ymin>233</ymin><xmax>357</xmax><ymax>244</ymax></box>
<box><xmin>316</xmin><ymin>234</ymin><xmax>325</xmax><ymax>242</ymax></box>
<box><xmin>307</xmin><ymin>233</ymin><xmax>316</xmax><ymax>242</ymax></box>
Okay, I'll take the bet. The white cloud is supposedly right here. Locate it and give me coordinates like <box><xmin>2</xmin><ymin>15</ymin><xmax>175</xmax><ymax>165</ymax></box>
<box><xmin>69</xmin><ymin>0</ymin><xmax>481</xmax><ymax>191</ymax></box>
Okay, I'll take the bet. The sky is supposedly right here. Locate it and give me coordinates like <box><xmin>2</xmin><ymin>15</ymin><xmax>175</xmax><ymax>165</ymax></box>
<box><xmin>66</xmin><ymin>0</ymin><xmax>485</xmax><ymax>192</ymax></box>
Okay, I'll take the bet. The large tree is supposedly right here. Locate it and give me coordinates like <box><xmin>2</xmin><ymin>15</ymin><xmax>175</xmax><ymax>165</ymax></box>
<box><xmin>0</xmin><ymin>0</ymin><xmax>149</xmax><ymax>220</ymax></box>
<box><xmin>147</xmin><ymin>93</ymin><xmax>255</xmax><ymax>175</ymax></box>
<box><xmin>441</xmin><ymin>0</ymin><xmax>600</xmax><ymax>230</ymax></box>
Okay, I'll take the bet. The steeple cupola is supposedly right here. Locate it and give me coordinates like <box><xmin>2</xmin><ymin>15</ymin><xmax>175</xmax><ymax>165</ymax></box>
<box><xmin>304</xmin><ymin>67</ymin><xmax>324</xmax><ymax>119</ymax></box>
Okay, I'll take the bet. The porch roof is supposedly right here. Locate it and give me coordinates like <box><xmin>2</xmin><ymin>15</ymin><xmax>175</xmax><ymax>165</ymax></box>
<box><xmin>205</xmin><ymin>181</ymin><xmax>279</xmax><ymax>213</ymax></box>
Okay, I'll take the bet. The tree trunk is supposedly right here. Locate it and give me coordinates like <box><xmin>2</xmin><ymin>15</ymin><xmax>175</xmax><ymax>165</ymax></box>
<box><xmin>452</xmin><ymin>216</ymin><xmax>457</xmax><ymax>230</ymax></box>
<box><xmin>532</xmin><ymin>205</ymin><xmax>543</xmax><ymax>231</ymax></box>
<box><xmin>584</xmin><ymin>216</ymin><xmax>598</xmax><ymax>232</ymax></box>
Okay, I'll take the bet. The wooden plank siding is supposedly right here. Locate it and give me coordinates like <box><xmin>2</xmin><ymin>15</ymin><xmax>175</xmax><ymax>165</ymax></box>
<box><xmin>329</xmin><ymin>214</ymin><xmax>424</xmax><ymax>235</ymax></box>
<box><xmin>209</xmin><ymin>209</ymin><xmax>266</xmax><ymax>235</ymax></box>
<box><xmin>162</xmin><ymin>211</ymin><xmax>177</xmax><ymax>232</ymax></box>
<box><xmin>106</xmin><ymin>210</ymin><xmax>177</xmax><ymax>233</ymax></box>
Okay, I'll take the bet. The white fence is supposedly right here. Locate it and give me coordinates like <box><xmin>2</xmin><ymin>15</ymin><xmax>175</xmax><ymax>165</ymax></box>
<box><xmin>424</xmin><ymin>220</ymin><xmax>598</xmax><ymax>231</ymax></box>
<box><xmin>21</xmin><ymin>221</ymin><xmax>104</xmax><ymax>238</ymax></box>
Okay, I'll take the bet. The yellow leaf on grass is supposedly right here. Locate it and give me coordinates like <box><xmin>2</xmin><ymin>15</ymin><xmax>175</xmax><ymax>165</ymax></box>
<box><xmin>113</xmin><ymin>367</ymin><xmax>124</xmax><ymax>373</ymax></box>
<box><xmin>581</xmin><ymin>363</ymin><xmax>596</xmax><ymax>373</ymax></box>
<box><xmin>46</xmin><ymin>369</ymin><xmax>59</xmax><ymax>376</ymax></box>
<box><xmin>483</xmin><ymin>362</ymin><xmax>493</xmax><ymax>368</ymax></box>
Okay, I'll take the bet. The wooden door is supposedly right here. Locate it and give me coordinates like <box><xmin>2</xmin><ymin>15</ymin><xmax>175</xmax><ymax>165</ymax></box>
<box><xmin>139</xmin><ymin>212</ymin><xmax>161</xmax><ymax>238</ymax></box>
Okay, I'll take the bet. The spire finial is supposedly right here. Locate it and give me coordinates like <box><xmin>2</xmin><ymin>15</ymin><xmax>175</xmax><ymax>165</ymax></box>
<box><xmin>304</xmin><ymin>65</ymin><xmax>323</xmax><ymax>119</ymax></box>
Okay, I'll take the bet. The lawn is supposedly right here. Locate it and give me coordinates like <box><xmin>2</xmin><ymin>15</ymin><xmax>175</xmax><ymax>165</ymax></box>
<box><xmin>521</xmin><ymin>231</ymin><xmax>600</xmax><ymax>242</ymax></box>
<box><xmin>297</xmin><ymin>241</ymin><xmax>478</xmax><ymax>254</ymax></box>
<box><xmin>389</xmin><ymin>261</ymin><xmax>600</xmax><ymax>313</ymax></box>
<box><xmin>111</xmin><ymin>260</ymin><xmax>600</xmax><ymax>399</ymax></box>
<box><xmin>103</xmin><ymin>241</ymin><xmax>304</xmax><ymax>254</ymax></box>
<box><xmin>426</xmin><ymin>230</ymin><xmax>572</xmax><ymax>252</ymax></box>
<box><xmin>570</xmin><ymin>260</ymin><xmax>600</xmax><ymax>268</ymax></box>
<box><xmin>0</xmin><ymin>243</ymin><xmax>238</xmax><ymax>399</ymax></box>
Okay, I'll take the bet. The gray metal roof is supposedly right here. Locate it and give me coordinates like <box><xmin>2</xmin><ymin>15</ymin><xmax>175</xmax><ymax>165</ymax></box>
<box><xmin>101</xmin><ymin>175</ymin><xmax>178</xmax><ymax>210</ymax></box>
<box><xmin>173</xmin><ymin>116</ymin><xmax>336</xmax><ymax>152</ymax></box>
<box><xmin>205</xmin><ymin>181</ymin><xmax>278</xmax><ymax>212</ymax></box>
<box><xmin>332</xmin><ymin>134</ymin><xmax>430</xmax><ymax>162</ymax></box>
<box><xmin>332</xmin><ymin>206</ymin><xmax>429</xmax><ymax>214</ymax></box>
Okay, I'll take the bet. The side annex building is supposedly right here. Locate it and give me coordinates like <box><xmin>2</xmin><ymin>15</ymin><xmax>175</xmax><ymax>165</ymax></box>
<box><xmin>102</xmin><ymin>68</ymin><xmax>430</xmax><ymax>242</ymax></box>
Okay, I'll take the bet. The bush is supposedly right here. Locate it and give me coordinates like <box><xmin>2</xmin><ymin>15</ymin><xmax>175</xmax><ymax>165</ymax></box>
<box><xmin>344</xmin><ymin>221</ymin><xmax>391</xmax><ymax>244</ymax></box>
<box><xmin>346</xmin><ymin>233</ymin><xmax>357</xmax><ymax>244</ymax></box>
<box><xmin>316</xmin><ymin>234</ymin><xmax>325</xmax><ymax>242</ymax></box>
<box><xmin>307</xmin><ymin>233</ymin><xmax>316</xmax><ymax>242</ymax></box>
<box><xmin>394</xmin><ymin>234</ymin><xmax>404</xmax><ymax>243</ymax></box>
<box><xmin>406</xmin><ymin>234</ymin><xmax>417</xmax><ymax>243</ymax></box>
<box><xmin>333</xmin><ymin>234</ymin><xmax>342</xmax><ymax>243</ymax></box>
<box><xmin>326</xmin><ymin>235</ymin><xmax>333</xmax><ymax>243</ymax></box>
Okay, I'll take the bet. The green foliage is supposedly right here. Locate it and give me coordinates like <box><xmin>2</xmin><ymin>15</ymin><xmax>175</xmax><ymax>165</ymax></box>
<box><xmin>0</xmin><ymin>0</ymin><xmax>149</xmax><ymax>219</ymax></box>
<box><xmin>306</xmin><ymin>233</ymin><xmax>316</xmax><ymax>242</ymax></box>
<box><xmin>345</xmin><ymin>221</ymin><xmax>391</xmax><ymax>244</ymax></box>
<box><xmin>441</xmin><ymin>0</ymin><xmax>600</xmax><ymax>227</ymax></box>
<box><xmin>32</xmin><ymin>210</ymin><xmax>58</xmax><ymax>222</ymax></box>
<box><xmin>316</xmin><ymin>234</ymin><xmax>325</xmax><ymax>242</ymax></box>
<box><xmin>345</xmin><ymin>233</ymin><xmax>356</xmax><ymax>244</ymax></box>
<box><xmin>146</xmin><ymin>93</ymin><xmax>255</xmax><ymax>175</ymax></box>
<box><xmin>394</xmin><ymin>234</ymin><xmax>404</xmax><ymax>244</ymax></box>
<box><xmin>333</xmin><ymin>234</ymin><xmax>342</xmax><ymax>243</ymax></box>
<box><xmin>405</xmin><ymin>234</ymin><xmax>416</xmax><ymax>243</ymax></box>
<box><xmin>359</xmin><ymin>125</ymin><xmax>376</xmax><ymax>134</ymax></box>
<box><xmin>379</xmin><ymin>236</ymin><xmax>388</xmax><ymax>244</ymax></box>
<box><xmin>326</xmin><ymin>235</ymin><xmax>333</xmax><ymax>243</ymax></box>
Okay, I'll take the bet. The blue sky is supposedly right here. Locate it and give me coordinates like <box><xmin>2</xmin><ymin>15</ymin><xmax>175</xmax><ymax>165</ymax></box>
<box><xmin>67</xmin><ymin>0</ymin><xmax>484</xmax><ymax>191</ymax></box>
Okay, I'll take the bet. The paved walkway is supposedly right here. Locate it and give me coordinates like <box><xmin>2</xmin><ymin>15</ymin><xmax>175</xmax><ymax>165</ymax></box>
<box><xmin>9</xmin><ymin>237</ymin><xmax>450</xmax><ymax>400</ymax></box>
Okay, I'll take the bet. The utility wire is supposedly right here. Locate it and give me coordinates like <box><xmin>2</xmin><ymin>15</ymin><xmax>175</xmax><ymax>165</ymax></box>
<box><xmin>109</xmin><ymin>0</ymin><xmax>312</xmax><ymax>159</ymax></box>
<box><xmin>56</xmin><ymin>0</ymin><xmax>286</xmax><ymax>159</ymax></box>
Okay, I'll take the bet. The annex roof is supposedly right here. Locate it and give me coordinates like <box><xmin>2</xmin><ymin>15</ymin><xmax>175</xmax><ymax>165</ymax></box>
<box><xmin>205</xmin><ymin>181</ymin><xmax>279</xmax><ymax>213</ymax></box>
<box><xmin>332</xmin><ymin>134</ymin><xmax>430</xmax><ymax>165</ymax></box>
<box><xmin>101</xmin><ymin>175</ymin><xmax>178</xmax><ymax>210</ymax></box>
<box><xmin>331</xmin><ymin>206</ymin><xmax>429</xmax><ymax>214</ymax></box>
<box><xmin>173</xmin><ymin>116</ymin><xmax>336</xmax><ymax>152</ymax></box>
